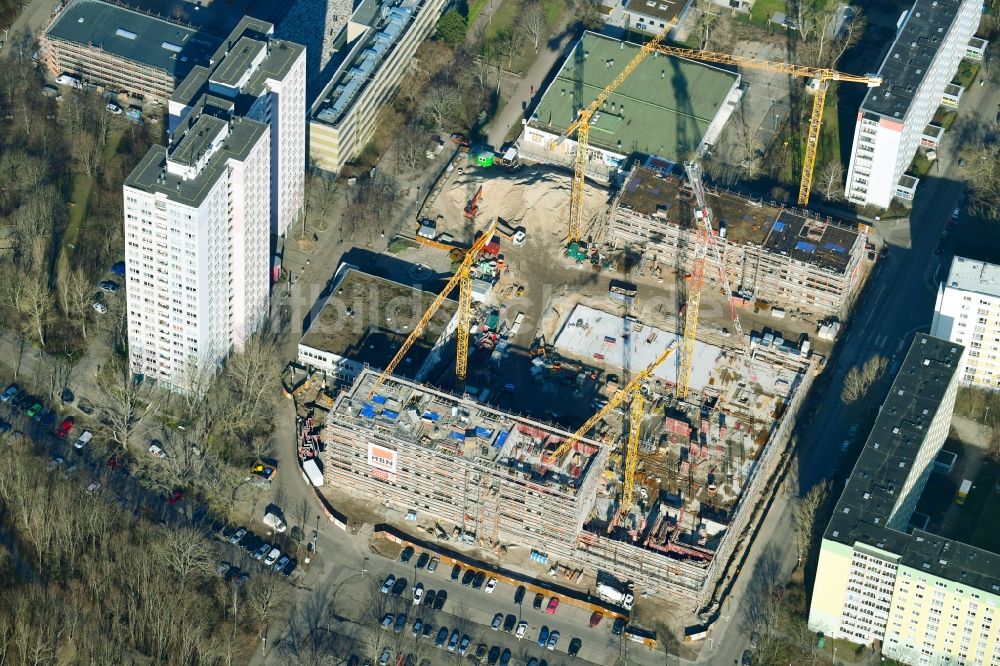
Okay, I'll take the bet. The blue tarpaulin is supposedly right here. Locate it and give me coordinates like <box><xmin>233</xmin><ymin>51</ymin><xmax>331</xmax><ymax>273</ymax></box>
<box><xmin>773</xmin><ymin>220</ymin><xmax>786</xmax><ymax>232</ymax></box>
<box><xmin>475</xmin><ymin>426</ymin><xmax>493</xmax><ymax>439</ymax></box>
<box><xmin>382</xmin><ymin>409</ymin><xmax>399</xmax><ymax>420</ymax></box>
<box><xmin>823</xmin><ymin>242</ymin><xmax>845</xmax><ymax>253</ymax></box>
<box><xmin>360</xmin><ymin>404</ymin><xmax>376</xmax><ymax>419</ymax></box>
<box><xmin>495</xmin><ymin>431</ymin><xmax>510</xmax><ymax>448</ymax></box>
<box><xmin>372</xmin><ymin>395</ymin><xmax>387</xmax><ymax>404</ymax></box>
<box><xmin>422</xmin><ymin>411</ymin><xmax>440</xmax><ymax>421</ymax></box>
<box><xmin>450</xmin><ymin>431</ymin><xmax>466</xmax><ymax>440</ymax></box>
<box><xmin>795</xmin><ymin>241</ymin><xmax>816</xmax><ymax>253</ymax></box>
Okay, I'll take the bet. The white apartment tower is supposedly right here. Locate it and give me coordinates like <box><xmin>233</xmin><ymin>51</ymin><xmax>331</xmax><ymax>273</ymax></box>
<box><xmin>169</xmin><ymin>17</ymin><xmax>306</xmax><ymax>237</ymax></box>
<box><xmin>844</xmin><ymin>0</ymin><xmax>979</xmax><ymax>208</ymax></box>
<box><xmin>123</xmin><ymin>107</ymin><xmax>271</xmax><ymax>391</ymax></box>
<box><xmin>932</xmin><ymin>256</ymin><xmax>1000</xmax><ymax>389</ymax></box>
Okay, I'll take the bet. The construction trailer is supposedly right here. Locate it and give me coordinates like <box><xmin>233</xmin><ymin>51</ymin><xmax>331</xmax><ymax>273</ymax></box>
<box><xmin>610</xmin><ymin>167</ymin><xmax>867</xmax><ymax>319</ymax></box>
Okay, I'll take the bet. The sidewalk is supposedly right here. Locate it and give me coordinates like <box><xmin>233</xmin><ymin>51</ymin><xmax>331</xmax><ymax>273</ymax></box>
<box><xmin>487</xmin><ymin>19</ymin><xmax>576</xmax><ymax>147</ymax></box>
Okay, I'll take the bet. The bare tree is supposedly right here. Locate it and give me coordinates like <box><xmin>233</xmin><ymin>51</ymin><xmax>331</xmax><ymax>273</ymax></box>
<box><xmin>419</xmin><ymin>77</ymin><xmax>461</xmax><ymax>129</ymax></box>
<box><xmin>518</xmin><ymin>1</ymin><xmax>546</xmax><ymax>53</ymax></box>
<box><xmin>829</xmin><ymin>8</ymin><xmax>866</xmax><ymax>68</ymax></box>
<box><xmin>157</xmin><ymin>526</ymin><xmax>216</xmax><ymax>592</ymax></box>
<box><xmin>18</xmin><ymin>276</ymin><xmax>53</xmax><ymax>348</ymax></box>
<box><xmin>72</xmin><ymin>131</ymin><xmax>101</xmax><ymax>178</ymax></box>
<box><xmin>961</xmin><ymin>141</ymin><xmax>1000</xmax><ymax>220</ymax></box>
<box><xmin>792</xmin><ymin>480</ymin><xmax>830</xmax><ymax>566</ymax></box>
<box><xmin>96</xmin><ymin>358</ymin><xmax>160</xmax><ymax>452</ymax></box>
<box><xmin>841</xmin><ymin>355</ymin><xmax>888</xmax><ymax>404</ymax></box>
<box><xmin>817</xmin><ymin>161</ymin><xmax>844</xmax><ymax>200</ymax></box>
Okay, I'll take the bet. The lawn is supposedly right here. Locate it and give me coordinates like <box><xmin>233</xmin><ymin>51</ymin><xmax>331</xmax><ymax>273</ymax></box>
<box><xmin>750</xmin><ymin>0</ymin><xmax>786</xmax><ymax>25</ymax></box>
<box><xmin>63</xmin><ymin>127</ymin><xmax>124</xmax><ymax>258</ymax></box>
<box><xmin>812</xmin><ymin>85</ymin><xmax>841</xmax><ymax>175</ymax></box>
<box><xmin>467</xmin><ymin>0</ymin><xmax>489</xmax><ymax>26</ymax></box>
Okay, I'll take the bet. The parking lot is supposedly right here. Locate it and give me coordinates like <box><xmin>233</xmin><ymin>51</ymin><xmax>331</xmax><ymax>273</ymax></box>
<box><xmin>321</xmin><ymin>541</ymin><xmax>644</xmax><ymax>666</ymax></box>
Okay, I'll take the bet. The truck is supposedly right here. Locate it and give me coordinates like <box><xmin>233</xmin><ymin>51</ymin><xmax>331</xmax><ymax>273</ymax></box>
<box><xmin>263</xmin><ymin>511</ymin><xmax>287</xmax><ymax>533</ymax></box>
<box><xmin>956</xmin><ymin>479</ymin><xmax>972</xmax><ymax>505</ymax></box>
<box><xmin>596</xmin><ymin>582</ymin><xmax>626</xmax><ymax>604</ymax></box>
<box><xmin>302</xmin><ymin>458</ymin><xmax>324</xmax><ymax>487</ymax></box>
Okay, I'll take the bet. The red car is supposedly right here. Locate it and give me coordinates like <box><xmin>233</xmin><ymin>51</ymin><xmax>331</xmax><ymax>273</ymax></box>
<box><xmin>589</xmin><ymin>611</ymin><xmax>603</xmax><ymax>627</ymax></box>
<box><xmin>55</xmin><ymin>416</ymin><xmax>75</xmax><ymax>438</ymax></box>
<box><xmin>546</xmin><ymin>597</ymin><xmax>559</xmax><ymax>614</ymax></box>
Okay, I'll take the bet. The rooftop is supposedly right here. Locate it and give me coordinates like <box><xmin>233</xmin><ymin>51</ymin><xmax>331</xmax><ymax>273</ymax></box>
<box><xmin>622</xmin><ymin>0</ymin><xmax>688</xmax><ymax>23</ymax></box>
<box><xmin>862</xmin><ymin>0</ymin><xmax>963</xmax><ymax>119</ymax></box>
<box><xmin>943</xmin><ymin>256</ymin><xmax>1000</xmax><ymax>299</ymax></box>
<box><xmin>170</xmin><ymin>18</ymin><xmax>304</xmax><ymax>110</ymax></box>
<box><xmin>616</xmin><ymin>167</ymin><xmax>860</xmax><ymax>273</ymax></box>
<box><xmin>45</xmin><ymin>0</ymin><xmax>219</xmax><ymax>80</ymax></box>
<box><xmin>825</xmin><ymin>334</ymin><xmax>1000</xmax><ymax>593</ymax></box>
<box><xmin>299</xmin><ymin>265</ymin><xmax>458</xmax><ymax>377</ymax></box>
<box><xmin>331</xmin><ymin>369</ymin><xmax>604</xmax><ymax>495</ymax></box>
<box><xmin>125</xmin><ymin>108</ymin><xmax>267</xmax><ymax>207</ymax></box>
<box><xmin>528</xmin><ymin>32</ymin><xmax>739</xmax><ymax>160</ymax></box>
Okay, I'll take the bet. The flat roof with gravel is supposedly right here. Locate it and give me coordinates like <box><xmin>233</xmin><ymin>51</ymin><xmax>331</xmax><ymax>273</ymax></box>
<box><xmin>529</xmin><ymin>31</ymin><xmax>739</xmax><ymax>160</ymax></box>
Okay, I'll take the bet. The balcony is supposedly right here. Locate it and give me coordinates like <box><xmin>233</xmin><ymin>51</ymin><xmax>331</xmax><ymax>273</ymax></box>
<box><xmin>920</xmin><ymin>124</ymin><xmax>943</xmax><ymax>149</ymax></box>
<box><xmin>966</xmin><ymin>37</ymin><xmax>988</xmax><ymax>61</ymax></box>
<box><xmin>895</xmin><ymin>174</ymin><xmax>919</xmax><ymax>201</ymax></box>
<box><xmin>941</xmin><ymin>83</ymin><xmax>963</xmax><ymax>108</ymax></box>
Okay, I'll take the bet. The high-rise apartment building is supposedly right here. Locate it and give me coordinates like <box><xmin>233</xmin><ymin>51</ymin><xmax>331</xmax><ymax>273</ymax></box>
<box><xmin>931</xmin><ymin>256</ymin><xmax>1000</xmax><ymax>389</ymax></box>
<box><xmin>844</xmin><ymin>0</ymin><xmax>980</xmax><ymax>208</ymax></box>
<box><xmin>809</xmin><ymin>334</ymin><xmax>1000</xmax><ymax>666</ymax></box>
<box><xmin>169</xmin><ymin>18</ymin><xmax>306</xmax><ymax>237</ymax></box>
<box><xmin>123</xmin><ymin>102</ymin><xmax>271</xmax><ymax>391</ymax></box>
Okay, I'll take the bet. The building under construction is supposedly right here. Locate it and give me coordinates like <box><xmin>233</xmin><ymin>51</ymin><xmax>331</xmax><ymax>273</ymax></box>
<box><xmin>322</xmin><ymin>311</ymin><xmax>816</xmax><ymax>601</ymax></box>
<box><xmin>611</xmin><ymin>165</ymin><xmax>867</xmax><ymax>318</ymax></box>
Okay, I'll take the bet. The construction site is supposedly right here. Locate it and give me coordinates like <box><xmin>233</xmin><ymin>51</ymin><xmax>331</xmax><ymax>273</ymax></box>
<box><xmin>300</xmin><ymin>22</ymin><xmax>882</xmax><ymax>630</ymax></box>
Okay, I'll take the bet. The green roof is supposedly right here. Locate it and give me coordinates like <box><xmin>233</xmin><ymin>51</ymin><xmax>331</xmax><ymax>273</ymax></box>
<box><xmin>45</xmin><ymin>0</ymin><xmax>219</xmax><ymax>80</ymax></box>
<box><xmin>529</xmin><ymin>32</ymin><xmax>739</xmax><ymax>160</ymax></box>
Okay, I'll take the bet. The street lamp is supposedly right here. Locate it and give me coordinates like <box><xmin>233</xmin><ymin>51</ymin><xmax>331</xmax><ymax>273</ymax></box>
<box><xmin>362</xmin><ymin>555</ymin><xmax>369</xmax><ymax>579</ymax></box>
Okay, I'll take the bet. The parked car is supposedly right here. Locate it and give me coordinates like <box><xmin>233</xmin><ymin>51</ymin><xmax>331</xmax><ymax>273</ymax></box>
<box><xmin>533</xmin><ymin>593</ymin><xmax>543</xmax><ymax>610</ymax></box>
<box><xmin>86</xmin><ymin>481</ymin><xmax>101</xmax><ymax>494</ymax></box>
<box><xmin>148</xmin><ymin>442</ymin><xmax>167</xmax><ymax>458</ymax></box>
<box><xmin>391</xmin><ymin>577</ymin><xmax>407</xmax><ymax>597</ymax></box>
<box><xmin>423</xmin><ymin>589</ymin><xmax>436</xmax><ymax>608</ymax></box>
<box><xmin>515</xmin><ymin>621</ymin><xmax>528</xmax><ymax>639</ymax></box>
<box><xmin>99</xmin><ymin>280</ymin><xmax>120</xmax><ymax>292</ymax></box>
<box><xmin>106</xmin><ymin>102</ymin><xmax>123</xmax><ymax>115</ymax></box>
<box><xmin>41</xmin><ymin>411</ymin><xmax>57</xmax><ymax>429</ymax></box>
<box><xmin>33</xmin><ymin>406</ymin><xmax>49</xmax><ymax>422</ymax></box>
<box><xmin>63</xmin><ymin>462</ymin><xmax>79</xmax><ymax>478</ymax></box>
<box><xmin>458</xmin><ymin>635</ymin><xmax>471</xmax><ymax>656</ymax></box>
<box><xmin>499</xmin><ymin>648</ymin><xmax>511</xmax><ymax>666</ymax></box>
<box><xmin>92</xmin><ymin>302</ymin><xmax>108</xmax><ymax>314</ymax></box>
<box><xmin>427</xmin><ymin>557</ymin><xmax>439</xmax><ymax>572</ymax></box>
<box><xmin>485</xmin><ymin>577</ymin><xmax>498</xmax><ymax>593</ymax></box>
<box><xmin>546</xmin><ymin>630</ymin><xmax>560</xmax><ymax>651</ymax></box>
<box><xmin>380</xmin><ymin>574</ymin><xmax>396</xmax><ymax>594</ymax></box>
<box><xmin>538</xmin><ymin>625</ymin><xmax>549</xmax><ymax>647</ymax></box>
<box><xmin>228</xmin><ymin>527</ymin><xmax>247</xmax><ymax>544</ymax></box>
<box><xmin>394</xmin><ymin>613</ymin><xmax>407</xmax><ymax>633</ymax></box>
<box><xmin>282</xmin><ymin>559</ymin><xmax>297</xmax><ymax>577</ymax></box>
<box><xmin>742</xmin><ymin>649</ymin><xmax>752</xmax><ymax>665</ymax></box>
<box><xmin>47</xmin><ymin>457</ymin><xmax>64</xmax><ymax>471</ymax></box>
<box><xmin>61</xmin><ymin>387</ymin><xmax>74</xmax><ymax>404</ymax></box>
<box><xmin>26</xmin><ymin>401</ymin><xmax>43</xmax><ymax>418</ymax></box>
<box><xmin>568</xmin><ymin>637</ymin><xmax>582</xmax><ymax>656</ymax></box>
<box><xmin>273</xmin><ymin>556</ymin><xmax>290</xmax><ymax>573</ymax></box>
<box><xmin>433</xmin><ymin>589</ymin><xmax>447</xmax><ymax>611</ymax></box>
<box><xmin>399</xmin><ymin>546</ymin><xmax>415</xmax><ymax>563</ymax></box>
<box><xmin>451</xmin><ymin>564</ymin><xmax>462</xmax><ymax>580</ymax></box>
<box><xmin>411</xmin><ymin>618</ymin><xmax>423</xmax><ymax>637</ymax></box>
<box><xmin>55</xmin><ymin>416</ymin><xmax>74</xmax><ymax>437</ymax></box>
<box><xmin>589</xmin><ymin>611</ymin><xmax>603</xmax><ymax>628</ymax></box>
<box><xmin>487</xmin><ymin>646</ymin><xmax>501</xmax><ymax>665</ymax></box>
<box><xmin>253</xmin><ymin>543</ymin><xmax>270</xmax><ymax>560</ymax></box>
<box><xmin>377</xmin><ymin>648</ymin><xmax>391</xmax><ymax>666</ymax></box>
<box><xmin>73</xmin><ymin>431</ymin><xmax>93</xmax><ymax>450</ymax></box>
<box><xmin>1</xmin><ymin>384</ymin><xmax>17</xmax><ymax>402</ymax></box>
<box><xmin>380</xmin><ymin>613</ymin><xmax>394</xmax><ymax>629</ymax></box>
<box><xmin>514</xmin><ymin>585</ymin><xmax>526</xmax><ymax>604</ymax></box>
<box><xmin>611</xmin><ymin>617</ymin><xmax>626</xmax><ymax>635</ymax></box>
<box><xmin>447</xmin><ymin>629</ymin><xmax>460</xmax><ymax>652</ymax></box>
<box><xmin>415</xmin><ymin>552</ymin><xmax>429</xmax><ymax>569</ymax></box>
<box><xmin>412</xmin><ymin>582</ymin><xmax>424</xmax><ymax>605</ymax></box>
<box><xmin>263</xmin><ymin>548</ymin><xmax>280</xmax><ymax>566</ymax></box>
<box><xmin>491</xmin><ymin>613</ymin><xmax>503</xmax><ymax>631</ymax></box>
<box><xmin>434</xmin><ymin>627</ymin><xmax>449</xmax><ymax>648</ymax></box>
<box><xmin>472</xmin><ymin>571</ymin><xmax>486</xmax><ymax>589</ymax></box>
<box><xmin>546</xmin><ymin>597</ymin><xmax>559</xmax><ymax>614</ymax></box>
<box><xmin>503</xmin><ymin>614</ymin><xmax>516</xmax><ymax>633</ymax></box>
<box><xmin>462</xmin><ymin>570</ymin><xmax>475</xmax><ymax>586</ymax></box>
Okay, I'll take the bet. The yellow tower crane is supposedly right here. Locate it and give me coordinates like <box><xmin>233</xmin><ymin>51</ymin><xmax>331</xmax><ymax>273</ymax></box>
<box><xmin>649</xmin><ymin>45</ymin><xmax>881</xmax><ymax>206</ymax></box>
<box><xmin>367</xmin><ymin>219</ymin><xmax>499</xmax><ymax>399</ymax></box>
<box><xmin>555</xmin><ymin>19</ymin><xmax>678</xmax><ymax>243</ymax></box>
<box><xmin>548</xmin><ymin>342</ymin><xmax>677</xmax><ymax>518</ymax></box>
<box><xmin>560</xmin><ymin>41</ymin><xmax>881</xmax><ymax>241</ymax></box>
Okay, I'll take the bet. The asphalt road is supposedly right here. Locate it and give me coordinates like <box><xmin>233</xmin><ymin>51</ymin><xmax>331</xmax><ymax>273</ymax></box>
<box><xmin>705</xmin><ymin>69</ymin><xmax>1000</xmax><ymax>666</ymax></box>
